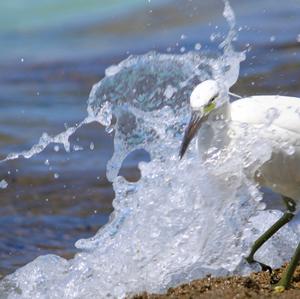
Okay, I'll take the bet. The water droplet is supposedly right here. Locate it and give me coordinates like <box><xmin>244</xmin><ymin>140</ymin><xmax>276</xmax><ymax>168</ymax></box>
<box><xmin>180</xmin><ymin>47</ymin><xmax>185</xmax><ymax>53</ymax></box>
<box><xmin>210</xmin><ymin>33</ymin><xmax>217</xmax><ymax>41</ymax></box>
<box><xmin>286</xmin><ymin>145</ymin><xmax>295</xmax><ymax>155</ymax></box>
<box><xmin>106</xmin><ymin>125</ymin><xmax>114</xmax><ymax>134</ymax></box>
<box><xmin>45</xmin><ymin>159</ymin><xmax>49</xmax><ymax>165</ymax></box>
<box><xmin>54</xmin><ymin>173</ymin><xmax>59</xmax><ymax>179</ymax></box>
<box><xmin>73</xmin><ymin>145</ymin><xmax>83</xmax><ymax>151</ymax></box>
<box><xmin>164</xmin><ymin>85</ymin><xmax>177</xmax><ymax>99</ymax></box>
<box><xmin>257</xmin><ymin>202</ymin><xmax>266</xmax><ymax>210</ymax></box>
<box><xmin>281</xmin><ymin>143</ymin><xmax>295</xmax><ymax>155</ymax></box>
<box><xmin>54</xmin><ymin>145</ymin><xmax>60</xmax><ymax>152</ymax></box>
<box><xmin>105</xmin><ymin>65</ymin><xmax>121</xmax><ymax>77</ymax></box>
<box><xmin>194</xmin><ymin>43</ymin><xmax>201</xmax><ymax>50</ymax></box>
<box><xmin>90</xmin><ymin>142</ymin><xmax>95</xmax><ymax>150</ymax></box>
<box><xmin>270</xmin><ymin>35</ymin><xmax>276</xmax><ymax>42</ymax></box>
<box><xmin>249</xmin><ymin>185</ymin><xmax>262</xmax><ymax>202</ymax></box>
<box><xmin>0</xmin><ymin>179</ymin><xmax>8</xmax><ymax>189</ymax></box>
<box><xmin>297</xmin><ymin>34</ymin><xmax>300</xmax><ymax>43</ymax></box>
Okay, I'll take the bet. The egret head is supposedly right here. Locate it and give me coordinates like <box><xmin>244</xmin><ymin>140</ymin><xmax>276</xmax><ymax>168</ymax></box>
<box><xmin>179</xmin><ymin>79</ymin><xmax>220</xmax><ymax>159</ymax></box>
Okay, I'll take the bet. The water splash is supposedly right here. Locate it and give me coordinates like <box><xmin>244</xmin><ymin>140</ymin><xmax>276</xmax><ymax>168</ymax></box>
<box><xmin>0</xmin><ymin>118</ymin><xmax>92</xmax><ymax>162</ymax></box>
<box><xmin>1</xmin><ymin>1</ymin><xmax>300</xmax><ymax>299</ymax></box>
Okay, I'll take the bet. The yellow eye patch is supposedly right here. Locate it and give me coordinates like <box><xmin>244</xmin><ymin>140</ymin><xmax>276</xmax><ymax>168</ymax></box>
<box><xmin>203</xmin><ymin>102</ymin><xmax>216</xmax><ymax>114</ymax></box>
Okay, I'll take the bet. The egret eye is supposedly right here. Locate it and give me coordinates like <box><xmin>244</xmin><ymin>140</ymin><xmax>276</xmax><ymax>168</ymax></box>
<box><xmin>203</xmin><ymin>94</ymin><xmax>218</xmax><ymax>114</ymax></box>
<box><xmin>208</xmin><ymin>94</ymin><xmax>218</xmax><ymax>104</ymax></box>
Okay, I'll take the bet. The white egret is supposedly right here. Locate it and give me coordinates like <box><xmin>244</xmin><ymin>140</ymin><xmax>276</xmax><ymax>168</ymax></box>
<box><xmin>179</xmin><ymin>79</ymin><xmax>300</xmax><ymax>292</ymax></box>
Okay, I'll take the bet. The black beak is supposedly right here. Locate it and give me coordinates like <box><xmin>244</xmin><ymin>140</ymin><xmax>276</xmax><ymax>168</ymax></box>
<box><xmin>179</xmin><ymin>110</ymin><xmax>206</xmax><ymax>159</ymax></box>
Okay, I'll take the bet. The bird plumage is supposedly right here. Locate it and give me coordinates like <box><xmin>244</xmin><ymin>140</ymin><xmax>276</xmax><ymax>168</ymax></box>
<box><xmin>231</xmin><ymin>96</ymin><xmax>300</xmax><ymax>137</ymax></box>
<box><xmin>230</xmin><ymin>95</ymin><xmax>300</xmax><ymax>201</ymax></box>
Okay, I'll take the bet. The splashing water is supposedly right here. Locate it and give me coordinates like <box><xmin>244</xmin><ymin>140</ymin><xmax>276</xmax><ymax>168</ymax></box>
<box><xmin>1</xmin><ymin>1</ymin><xmax>300</xmax><ymax>298</ymax></box>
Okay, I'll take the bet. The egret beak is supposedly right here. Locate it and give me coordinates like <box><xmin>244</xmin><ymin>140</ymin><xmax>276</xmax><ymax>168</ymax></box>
<box><xmin>179</xmin><ymin>110</ymin><xmax>207</xmax><ymax>159</ymax></box>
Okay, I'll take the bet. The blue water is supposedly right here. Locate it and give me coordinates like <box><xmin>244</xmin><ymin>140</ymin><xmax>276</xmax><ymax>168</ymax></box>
<box><xmin>0</xmin><ymin>0</ymin><xmax>300</xmax><ymax>276</ymax></box>
<box><xmin>0</xmin><ymin>0</ymin><xmax>171</xmax><ymax>63</ymax></box>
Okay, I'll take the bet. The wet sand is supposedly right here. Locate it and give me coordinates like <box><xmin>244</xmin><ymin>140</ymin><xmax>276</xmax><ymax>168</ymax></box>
<box><xmin>133</xmin><ymin>265</ymin><xmax>300</xmax><ymax>299</ymax></box>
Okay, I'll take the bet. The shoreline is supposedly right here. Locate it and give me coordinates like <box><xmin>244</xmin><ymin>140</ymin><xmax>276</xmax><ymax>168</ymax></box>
<box><xmin>132</xmin><ymin>264</ymin><xmax>300</xmax><ymax>298</ymax></box>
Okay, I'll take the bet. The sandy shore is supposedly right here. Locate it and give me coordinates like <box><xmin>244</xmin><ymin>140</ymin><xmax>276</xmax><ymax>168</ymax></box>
<box><xmin>132</xmin><ymin>264</ymin><xmax>300</xmax><ymax>299</ymax></box>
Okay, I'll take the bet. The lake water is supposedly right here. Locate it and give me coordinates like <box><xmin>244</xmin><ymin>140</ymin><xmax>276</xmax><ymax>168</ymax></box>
<box><xmin>0</xmin><ymin>0</ymin><xmax>300</xmax><ymax>277</ymax></box>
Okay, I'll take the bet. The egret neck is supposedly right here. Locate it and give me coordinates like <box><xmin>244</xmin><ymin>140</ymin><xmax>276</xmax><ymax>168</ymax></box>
<box><xmin>196</xmin><ymin>101</ymin><xmax>231</xmax><ymax>156</ymax></box>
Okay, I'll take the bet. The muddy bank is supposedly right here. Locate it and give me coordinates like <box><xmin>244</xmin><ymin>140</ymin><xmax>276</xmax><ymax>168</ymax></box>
<box><xmin>133</xmin><ymin>264</ymin><xmax>300</xmax><ymax>299</ymax></box>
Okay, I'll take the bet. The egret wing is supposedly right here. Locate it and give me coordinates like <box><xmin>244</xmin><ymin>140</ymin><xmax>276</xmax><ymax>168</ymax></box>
<box><xmin>230</xmin><ymin>96</ymin><xmax>300</xmax><ymax>136</ymax></box>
